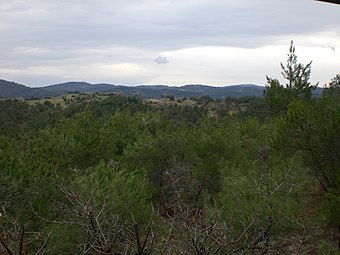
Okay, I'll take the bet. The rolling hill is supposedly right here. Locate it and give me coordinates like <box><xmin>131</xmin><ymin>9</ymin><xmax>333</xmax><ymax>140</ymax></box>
<box><xmin>0</xmin><ymin>79</ymin><xmax>323</xmax><ymax>100</ymax></box>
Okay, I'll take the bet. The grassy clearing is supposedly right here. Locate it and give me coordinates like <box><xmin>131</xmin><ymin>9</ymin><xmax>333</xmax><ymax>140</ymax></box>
<box><xmin>26</xmin><ymin>92</ymin><xmax>119</xmax><ymax>108</ymax></box>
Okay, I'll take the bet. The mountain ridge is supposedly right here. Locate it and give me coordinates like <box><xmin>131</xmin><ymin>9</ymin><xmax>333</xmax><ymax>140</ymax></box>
<box><xmin>0</xmin><ymin>79</ymin><xmax>323</xmax><ymax>99</ymax></box>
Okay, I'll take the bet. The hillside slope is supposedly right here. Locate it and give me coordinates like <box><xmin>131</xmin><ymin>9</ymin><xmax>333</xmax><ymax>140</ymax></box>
<box><xmin>0</xmin><ymin>79</ymin><xmax>267</xmax><ymax>99</ymax></box>
<box><xmin>0</xmin><ymin>79</ymin><xmax>324</xmax><ymax>99</ymax></box>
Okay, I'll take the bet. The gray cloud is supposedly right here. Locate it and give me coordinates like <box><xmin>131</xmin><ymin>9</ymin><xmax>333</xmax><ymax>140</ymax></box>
<box><xmin>321</xmin><ymin>45</ymin><xmax>336</xmax><ymax>52</ymax></box>
<box><xmin>0</xmin><ymin>0</ymin><xmax>339</xmax><ymax>86</ymax></box>
<box><xmin>1</xmin><ymin>0</ymin><xmax>339</xmax><ymax>50</ymax></box>
<box><xmin>154</xmin><ymin>56</ymin><xmax>169</xmax><ymax>64</ymax></box>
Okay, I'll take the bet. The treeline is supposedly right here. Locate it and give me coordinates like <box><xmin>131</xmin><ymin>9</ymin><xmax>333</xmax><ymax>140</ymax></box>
<box><xmin>0</xmin><ymin>45</ymin><xmax>339</xmax><ymax>254</ymax></box>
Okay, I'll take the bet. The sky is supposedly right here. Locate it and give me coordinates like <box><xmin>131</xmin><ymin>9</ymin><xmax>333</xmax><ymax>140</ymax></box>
<box><xmin>0</xmin><ymin>0</ymin><xmax>339</xmax><ymax>87</ymax></box>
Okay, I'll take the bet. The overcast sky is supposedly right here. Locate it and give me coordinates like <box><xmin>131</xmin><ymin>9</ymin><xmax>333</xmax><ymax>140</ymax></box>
<box><xmin>0</xmin><ymin>0</ymin><xmax>339</xmax><ymax>87</ymax></box>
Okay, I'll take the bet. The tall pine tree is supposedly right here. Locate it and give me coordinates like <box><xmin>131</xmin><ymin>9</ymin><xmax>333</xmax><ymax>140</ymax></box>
<box><xmin>264</xmin><ymin>41</ymin><xmax>318</xmax><ymax>116</ymax></box>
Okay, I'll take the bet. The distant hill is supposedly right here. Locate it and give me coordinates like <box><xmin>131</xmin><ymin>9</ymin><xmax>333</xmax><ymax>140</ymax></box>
<box><xmin>0</xmin><ymin>79</ymin><xmax>324</xmax><ymax>100</ymax></box>
<box><xmin>42</xmin><ymin>82</ymin><xmax>118</xmax><ymax>94</ymax></box>
<box><xmin>0</xmin><ymin>79</ymin><xmax>33</xmax><ymax>99</ymax></box>
<box><xmin>0</xmin><ymin>79</ymin><xmax>58</xmax><ymax>99</ymax></box>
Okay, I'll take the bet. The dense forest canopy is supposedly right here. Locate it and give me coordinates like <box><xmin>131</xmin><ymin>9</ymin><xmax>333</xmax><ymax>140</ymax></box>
<box><xmin>0</xmin><ymin>44</ymin><xmax>339</xmax><ymax>254</ymax></box>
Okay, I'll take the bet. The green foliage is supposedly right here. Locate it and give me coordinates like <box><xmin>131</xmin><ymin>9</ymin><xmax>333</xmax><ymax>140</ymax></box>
<box><xmin>34</xmin><ymin>110</ymin><xmax>107</xmax><ymax>169</ymax></box>
<box><xmin>161</xmin><ymin>103</ymin><xmax>208</xmax><ymax>126</ymax></box>
<box><xmin>264</xmin><ymin>78</ymin><xmax>296</xmax><ymax>116</ymax></box>
<box><xmin>318</xmin><ymin>240</ymin><xmax>340</xmax><ymax>255</ymax></box>
<box><xmin>74</xmin><ymin>161</ymin><xmax>152</xmax><ymax>222</ymax></box>
<box><xmin>235</xmin><ymin>97</ymin><xmax>270</xmax><ymax>120</ymax></box>
<box><xmin>218</xmin><ymin>154</ymin><xmax>309</xmax><ymax>226</ymax></box>
<box><xmin>121</xmin><ymin>117</ymin><xmax>187</xmax><ymax>201</ymax></box>
<box><xmin>264</xmin><ymin>41</ymin><xmax>318</xmax><ymax>116</ymax></box>
<box><xmin>274</xmin><ymin>98</ymin><xmax>340</xmax><ymax>193</ymax></box>
<box><xmin>197</xmin><ymin>95</ymin><xmax>213</xmax><ymax>106</ymax></box>
<box><xmin>319</xmin><ymin>191</ymin><xmax>340</xmax><ymax>227</ymax></box>
<box><xmin>323</xmin><ymin>73</ymin><xmax>340</xmax><ymax>102</ymax></box>
<box><xmin>280</xmin><ymin>41</ymin><xmax>317</xmax><ymax>99</ymax></box>
<box><xmin>0</xmin><ymin>99</ymin><xmax>62</xmax><ymax>137</ymax></box>
<box><xmin>1</xmin><ymin>90</ymin><xmax>338</xmax><ymax>252</ymax></box>
<box><xmin>272</xmin><ymin>96</ymin><xmax>340</xmax><ymax>248</ymax></box>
